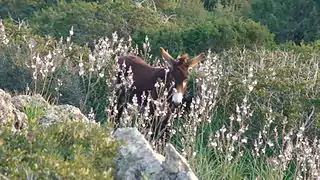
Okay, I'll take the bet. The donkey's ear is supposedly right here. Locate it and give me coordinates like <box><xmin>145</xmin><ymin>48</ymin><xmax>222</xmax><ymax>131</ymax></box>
<box><xmin>187</xmin><ymin>52</ymin><xmax>206</xmax><ymax>68</ymax></box>
<box><xmin>160</xmin><ymin>47</ymin><xmax>175</xmax><ymax>69</ymax></box>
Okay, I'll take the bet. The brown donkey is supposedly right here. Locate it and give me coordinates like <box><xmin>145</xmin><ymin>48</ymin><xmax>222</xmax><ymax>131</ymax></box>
<box><xmin>112</xmin><ymin>47</ymin><xmax>205</xmax><ymax>139</ymax></box>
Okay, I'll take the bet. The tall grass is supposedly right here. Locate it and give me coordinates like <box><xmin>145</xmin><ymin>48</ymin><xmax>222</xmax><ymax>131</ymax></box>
<box><xmin>1</xmin><ymin>20</ymin><xmax>320</xmax><ymax>179</ymax></box>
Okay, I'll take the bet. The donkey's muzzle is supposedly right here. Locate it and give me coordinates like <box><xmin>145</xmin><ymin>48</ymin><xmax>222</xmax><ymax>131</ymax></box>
<box><xmin>172</xmin><ymin>92</ymin><xmax>183</xmax><ymax>105</ymax></box>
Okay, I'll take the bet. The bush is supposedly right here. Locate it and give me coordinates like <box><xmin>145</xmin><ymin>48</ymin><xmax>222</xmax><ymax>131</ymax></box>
<box><xmin>249</xmin><ymin>0</ymin><xmax>320</xmax><ymax>44</ymax></box>
<box><xmin>134</xmin><ymin>16</ymin><xmax>275</xmax><ymax>56</ymax></box>
<box><xmin>30</xmin><ymin>1</ymin><xmax>177</xmax><ymax>47</ymax></box>
<box><xmin>0</xmin><ymin>106</ymin><xmax>120</xmax><ymax>179</ymax></box>
<box><xmin>0</xmin><ymin>0</ymin><xmax>52</xmax><ymax>19</ymax></box>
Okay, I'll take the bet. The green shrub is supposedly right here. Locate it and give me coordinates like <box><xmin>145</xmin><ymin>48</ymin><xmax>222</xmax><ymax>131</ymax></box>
<box><xmin>249</xmin><ymin>0</ymin><xmax>320</xmax><ymax>44</ymax></box>
<box><xmin>0</xmin><ymin>0</ymin><xmax>52</xmax><ymax>19</ymax></box>
<box><xmin>30</xmin><ymin>1</ymin><xmax>176</xmax><ymax>46</ymax></box>
<box><xmin>134</xmin><ymin>16</ymin><xmax>275</xmax><ymax>57</ymax></box>
<box><xmin>0</xmin><ymin>115</ymin><xmax>120</xmax><ymax>179</ymax></box>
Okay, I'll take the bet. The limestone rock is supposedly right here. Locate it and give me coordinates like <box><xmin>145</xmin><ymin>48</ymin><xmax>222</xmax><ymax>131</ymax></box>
<box><xmin>113</xmin><ymin>127</ymin><xmax>198</xmax><ymax>180</ymax></box>
<box><xmin>0</xmin><ymin>89</ymin><xmax>28</xmax><ymax>129</ymax></box>
<box><xmin>164</xmin><ymin>144</ymin><xmax>198</xmax><ymax>180</ymax></box>
<box><xmin>113</xmin><ymin>127</ymin><xmax>166</xmax><ymax>180</ymax></box>
<box><xmin>11</xmin><ymin>94</ymin><xmax>49</xmax><ymax>112</ymax></box>
<box><xmin>0</xmin><ymin>89</ymin><xmax>14</xmax><ymax>125</ymax></box>
<box><xmin>40</xmin><ymin>104</ymin><xmax>90</xmax><ymax>126</ymax></box>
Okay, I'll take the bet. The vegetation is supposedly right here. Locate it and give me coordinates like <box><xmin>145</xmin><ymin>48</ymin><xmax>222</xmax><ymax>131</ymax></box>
<box><xmin>1</xmin><ymin>0</ymin><xmax>320</xmax><ymax>179</ymax></box>
<box><xmin>0</xmin><ymin>104</ymin><xmax>120</xmax><ymax>179</ymax></box>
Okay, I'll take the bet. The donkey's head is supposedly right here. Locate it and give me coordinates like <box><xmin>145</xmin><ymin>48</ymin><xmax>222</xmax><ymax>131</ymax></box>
<box><xmin>160</xmin><ymin>47</ymin><xmax>205</xmax><ymax>105</ymax></box>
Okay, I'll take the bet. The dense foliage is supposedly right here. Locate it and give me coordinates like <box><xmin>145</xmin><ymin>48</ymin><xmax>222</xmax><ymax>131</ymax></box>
<box><xmin>0</xmin><ymin>106</ymin><xmax>120</xmax><ymax>179</ymax></box>
<box><xmin>0</xmin><ymin>0</ymin><xmax>278</xmax><ymax>55</ymax></box>
<box><xmin>249</xmin><ymin>0</ymin><xmax>320</xmax><ymax>44</ymax></box>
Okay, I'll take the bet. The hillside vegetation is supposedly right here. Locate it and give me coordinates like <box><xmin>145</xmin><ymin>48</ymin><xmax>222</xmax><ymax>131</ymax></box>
<box><xmin>1</xmin><ymin>0</ymin><xmax>320</xmax><ymax>179</ymax></box>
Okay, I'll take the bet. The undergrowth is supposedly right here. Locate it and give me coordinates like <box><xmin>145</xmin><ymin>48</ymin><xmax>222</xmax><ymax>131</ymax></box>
<box><xmin>0</xmin><ymin>105</ymin><xmax>120</xmax><ymax>179</ymax></box>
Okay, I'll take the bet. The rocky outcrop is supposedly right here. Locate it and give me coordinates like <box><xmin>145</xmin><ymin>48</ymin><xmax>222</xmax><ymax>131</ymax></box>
<box><xmin>11</xmin><ymin>94</ymin><xmax>49</xmax><ymax>112</ymax></box>
<box><xmin>113</xmin><ymin>128</ymin><xmax>198</xmax><ymax>180</ymax></box>
<box><xmin>0</xmin><ymin>89</ymin><xmax>15</xmax><ymax>125</ymax></box>
<box><xmin>0</xmin><ymin>90</ymin><xmax>91</xmax><ymax>128</ymax></box>
<box><xmin>40</xmin><ymin>104</ymin><xmax>90</xmax><ymax>126</ymax></box>
<box><xmin>0</xmin><ymin>89</ymin><xmax>198</xmax><ymax>180</ymax></box>
<box><xmin>0</xmin><ymin>89</ymin><xmax>27</xmax><ymax>129</ymax></box>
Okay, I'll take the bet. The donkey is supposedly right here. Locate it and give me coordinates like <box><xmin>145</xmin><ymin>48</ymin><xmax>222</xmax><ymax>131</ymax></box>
<box><xmin>112</xmin><ymin>47</ymin><xmax>205</xmax><ymax>139</ymax></box>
